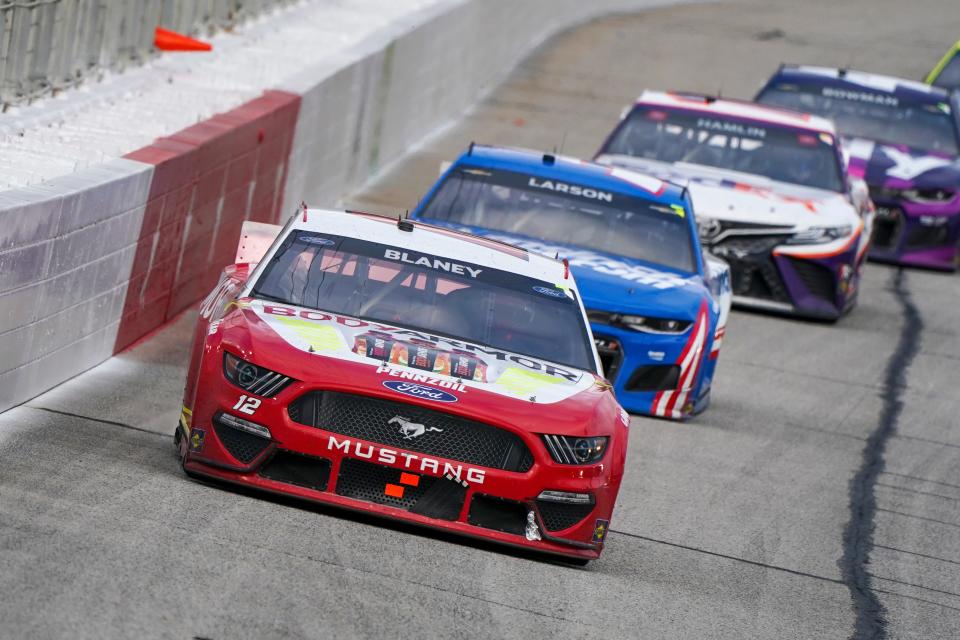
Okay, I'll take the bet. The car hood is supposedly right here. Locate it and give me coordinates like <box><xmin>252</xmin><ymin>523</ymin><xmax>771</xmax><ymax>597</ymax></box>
<box><xmin>842</xmin><ymin>137</ymin><xmax>960</xmax><ymax>189</ymax></box>
<box><xmin>596</xmin><ymin>154</ymin><xmax>858</xmax><ymax>228</ymax></box>
<box><xmin>417</xmin><ymin>223</ymin><xmax>709</xmax><ymax>320</ymax></box>
<box><xmin>215</xmin><ymin>298</ymin><xmax>618</xmax><ymax>433</ymax></box>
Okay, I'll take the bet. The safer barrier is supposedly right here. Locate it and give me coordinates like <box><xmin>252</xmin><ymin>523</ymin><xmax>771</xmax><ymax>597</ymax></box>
<box><xmin>117</xmin><ymin>91</ymin><xmax>300</xmax><ymax>351</ymax></box>
<box><xmin>0</xmin><ymin>0</ymin><xmax>689</xmax><ymax>413</ymax></box>
<box><xmin>0</xmin><ymin>160</ymin><xmax>153</xmax><ymax>411</ymax></box>
<box><xmin>282</xmin><ymin>0</ymin><xmax>692</xmax><ymax>207</ymax></box>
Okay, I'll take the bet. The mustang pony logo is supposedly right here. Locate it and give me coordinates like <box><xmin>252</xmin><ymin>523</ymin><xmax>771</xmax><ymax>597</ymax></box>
<box><xmin>390</xmin><ymin>415</ymin><xmax>443</xmax><ymax>440</ymax></box>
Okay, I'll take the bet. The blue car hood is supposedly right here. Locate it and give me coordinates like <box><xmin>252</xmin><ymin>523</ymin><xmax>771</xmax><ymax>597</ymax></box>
<box><xmin>422</xmin><ymin>222</ymin><xmax>708</xmax><ymax>321</ymax></box>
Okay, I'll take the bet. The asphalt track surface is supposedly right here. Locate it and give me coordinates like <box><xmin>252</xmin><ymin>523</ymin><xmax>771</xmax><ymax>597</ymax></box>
<box><xmin>2</xmin><ymin>2</ymin><xmax>959</xmax><ymax>638</ymax></box>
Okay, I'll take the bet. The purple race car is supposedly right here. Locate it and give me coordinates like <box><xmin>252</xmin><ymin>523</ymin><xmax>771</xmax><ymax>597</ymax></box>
<box><xmin>756</xmin><ymin>65</ymin><xmax>960</xmax><ymax>271</ymax></box>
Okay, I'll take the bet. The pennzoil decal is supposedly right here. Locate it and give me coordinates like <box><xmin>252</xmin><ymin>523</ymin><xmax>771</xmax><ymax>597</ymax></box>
<box><xmin>382</xmin><ymin>366</ymin><xmax>468</xmax><ymax>391</ymax></box>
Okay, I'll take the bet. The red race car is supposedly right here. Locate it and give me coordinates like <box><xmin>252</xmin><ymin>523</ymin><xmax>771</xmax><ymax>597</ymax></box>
<box><xmin>177</xmin><ymin>208</ymin><xmax>629</xmax><ymax>563</ymax></box>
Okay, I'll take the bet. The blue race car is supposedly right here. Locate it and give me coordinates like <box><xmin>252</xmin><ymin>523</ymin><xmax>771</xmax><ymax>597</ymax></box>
<box><xmin>409</xmin><ymin>145</ymin><xmax>732</xmax><ymax>419</ymax></box>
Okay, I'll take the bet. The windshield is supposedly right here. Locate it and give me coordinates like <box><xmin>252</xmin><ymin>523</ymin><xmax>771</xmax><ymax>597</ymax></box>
<box><xmin>757</xmin><ymin>82</ymin><xmax>959</xmax><ymax>156</ymax></box>
<box><xmin>417</xmin><ymin>166</ymin><xmax>696</xmax><ymax>273</ymax></box>
<box><xmin>601</xmin><ymin>105</ymin><xmax>846</xmax><ymax>192</ymax></box>
<box><xmin>252</xmin><ymin>231</ymin><xmax>595</xmax><ymax>373</ymax></box>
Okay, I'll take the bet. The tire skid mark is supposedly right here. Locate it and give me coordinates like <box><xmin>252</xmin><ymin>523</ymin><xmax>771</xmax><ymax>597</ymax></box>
<box><xmin>840</xmin><ymin>269</ymin><xmax>923</xmax><ymax>640</ymax></box>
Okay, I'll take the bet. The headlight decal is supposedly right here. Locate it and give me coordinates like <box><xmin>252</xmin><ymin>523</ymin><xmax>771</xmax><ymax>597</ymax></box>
<box><xmin>223</xmin><ymin>352</ymin><xmax>294</xmax><ymax>397</ymax></box>
<box><xmin>542</xmin><ymin>434</ymin><xmax>608</xmax><ymax>465</ymax></box>
<box><xmin>786</xmin><ymin>225</ymin><xmax>853</xmax><ymax>245</ymax></box>
<box><xmin>587</xmin><ymin>310</ymin><xmax>692</xmax><ymax>335</ymax></box>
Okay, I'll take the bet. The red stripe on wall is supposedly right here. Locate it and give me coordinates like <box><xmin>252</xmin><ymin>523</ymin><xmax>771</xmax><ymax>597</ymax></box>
<box><xmin>115</xmin><ymin>90</ymin><xmax>300</xmax><ymax>352</ymax></box>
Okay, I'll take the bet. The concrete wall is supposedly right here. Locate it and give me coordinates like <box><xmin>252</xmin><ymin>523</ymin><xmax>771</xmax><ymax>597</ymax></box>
<box><xmin>0</xmin><ymin>0</ymin><xmax>684</xmax><ymax>413</ymax></box>
<box><xmin>118</xmin><ymin>91</ymin><xmax>300</xmax><ymax>351</ymax></box>
<box><xmin>0</xmin><ymin>160</ymin><xmax>153</xmax><ymax>411</ymax></box>
<box><xmin>281</xmin><ymin>0</ymin><xmax>691</xmax><ymax>209</ymax></box>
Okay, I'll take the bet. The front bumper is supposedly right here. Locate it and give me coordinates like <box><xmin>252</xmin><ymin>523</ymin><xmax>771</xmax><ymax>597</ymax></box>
<box><xmin>181</xmin><ymin>380</ymin><xmax>618</xmax><ymax>562</ymax></box>
<box><xmin>709</xmin><ymin>236</ymin><xmax>859</xmax><ymax>320</ymax></box>
<box><xmin>591</xmin><ymin>318</ymin><xmax>714</xmax><ymax>420</ymax></box>
<box><xmin>868</xmin><ymin>198</ymin><xmax>960</xmax><ymax>271</ymax></box>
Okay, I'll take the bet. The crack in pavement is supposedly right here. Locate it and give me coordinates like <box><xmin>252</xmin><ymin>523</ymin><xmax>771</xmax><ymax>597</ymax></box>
<box><xmin>875</xmin><ymin>588</ymin><xmax>960</xmax><ymax>614</ymax></box>
<box><xmin>610</xmin><ymin>529</ymin><xmax>844</xmax><ymax>586</ymax></box>
<box><xmin>875</xmin><ymin>544</ymin><xmax>960</xmax><ymax>567</ymax></box>
<box><xmin>875</xmin><ymin>482</ymin><xmax>960</xmax><ymax>503</ymax></box>
<box><xmin>876</xmin><ymin>508</ymin><xmax>960</xmax><ymax>530</ymax></box>
<box><xmin>839</xmin><ymin>269</ymin><xmax>923</xmax><ymax>640</ymax></box>
<box><xmin>29</xmin><ymin>406</ymin><xmax>173</xmax><ymax>439</ymax></box>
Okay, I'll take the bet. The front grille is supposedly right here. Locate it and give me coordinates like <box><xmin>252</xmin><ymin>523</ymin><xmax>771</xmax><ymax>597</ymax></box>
<box><xmin>336</xmin><ymin>458</ymin><xmax>438</xmax><ymax>509</ymax></box>
<box><xmin>289</xmin><ymin>391</ymin><xmax>534</xmax><ymax>472</ymax></box>
<box><xmin>410</xmin><ymin>475</ymin><xmax>468</xmax><ymax>521</ymax></box>
<box><xmin>713</xmin><ymin>235</ymin><xmax>789</xmax><ymax>255</ymax></box>
<box><xmin>906</xmin><ymin>223</ymin><xmax>950</xmax><ymax>248</ymax></box>
<box><xmin>536</xmin><ymin>500</ymin><xmax>595</xmax><ymax>532</ymax></box>
<box><xmin>709</xmin><ymin>235</ymin><xmax>792</xmax><ymax>303</ymax></box>
<box><xmin>871</xmin><ymin>206</ymin><xmax>903</xmax><ymax>249</ymax></box>
<box><xmin>787</xmin><ymin>258</ymin><xmax>836</xmax><ymax>304</ymax></box>
<box><xmin>259</xmin><ymin>451</ymin><xmax>331</xmax><ymax>491</ymax></box>
<box><xmin>467</xmin><ymin>494</ymin><xmax>528</xmax><ymax>535</ymax></box>
<box><xmin>593</xmin><ymin>334</ymin><xmax>623</xmax><ymax>382</ymax></box>
<box><xmin>625</xmin><ymin>365</ymin><xmax>680</xmax><ymax>392</ymax></box>
<box><xmin>214</xmin><ymin>420</ymin><xmax>271</xmax><ymax>463</ymax></box>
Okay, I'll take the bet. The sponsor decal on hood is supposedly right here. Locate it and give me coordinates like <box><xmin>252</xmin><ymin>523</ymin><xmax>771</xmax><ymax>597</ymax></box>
<box><xmin>477</xmin><ymin>234</ymin><xmax>696</xmax><ymax>291</ymax></box>
<box><xmin>248</xmin><ymin>301</ymin><xmax>593</xmax><ymax>404</ymax></box>
<box><xmin>598</xmin><ymin>154</ymin><xmax>843</xmax><ymax>218</ymax></box>
<box><xmin>844</xmin><ymin>137</ymin><xmax>959</xmax><ymax>184</ymax></box>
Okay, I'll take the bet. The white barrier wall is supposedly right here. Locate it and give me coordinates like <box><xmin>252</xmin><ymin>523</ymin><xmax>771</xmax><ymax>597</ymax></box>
<box><xmin>281</xmin><ymin>0</ymin><xmax>692</xmax><ymax>208</ymax></box>
<box><xmin>0</xmin><ymin>160</ymin><xmax>153</xmax><ymax>412</ymax></box>
<box><xmin>0</xmin><ymin>0</ymin><xmax>688</xmax><ymax>413</ymax></box>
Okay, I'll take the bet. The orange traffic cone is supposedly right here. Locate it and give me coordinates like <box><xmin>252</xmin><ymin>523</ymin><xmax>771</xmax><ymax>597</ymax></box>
<box><xmin>154</xmin><ymin>27</ymin><xmax>212</xmax><ymax>52</ymax></box>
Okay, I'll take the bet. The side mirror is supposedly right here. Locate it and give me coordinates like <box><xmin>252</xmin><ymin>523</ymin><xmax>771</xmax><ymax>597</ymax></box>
<box><xmin>848</xmin><ymin>177</ymin><xmax>872</xmax><ymax>215</ymax></box>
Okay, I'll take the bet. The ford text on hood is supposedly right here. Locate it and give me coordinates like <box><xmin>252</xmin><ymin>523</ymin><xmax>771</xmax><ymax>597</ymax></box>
<box><xmin>596</xmin><ymin>91</ymin><xmax>875</xmax><ymax>319</ymax></box>
<box><xmin>410</xmin><ymin>144</ymin><xmax>732</xmax><ymax>420</ymax></box>
<box><xmin>177</xmin><ymin>209</ymin><xmax>628</xmax><ymax>563</ymax></box>
<box><xmin>757</xmin><ymin>65</ymin><xmax>960</xmax><ymax>271</ymax></box>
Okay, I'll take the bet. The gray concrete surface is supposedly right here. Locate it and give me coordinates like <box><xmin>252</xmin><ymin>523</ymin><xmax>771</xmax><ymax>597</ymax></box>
<box><xmin>2</xmin><ymin>1</ymin><xmax>960</xmax><ymax>638</ymax></box>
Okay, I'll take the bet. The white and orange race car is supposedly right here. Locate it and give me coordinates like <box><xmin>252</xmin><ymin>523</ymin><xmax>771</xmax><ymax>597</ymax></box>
<box><xmin>597</xmin><ymin>91</ymin><xmax>875</xmax><ymax>320</ymax></box>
